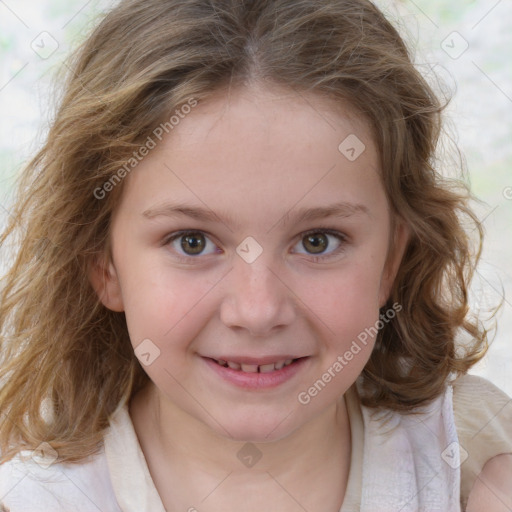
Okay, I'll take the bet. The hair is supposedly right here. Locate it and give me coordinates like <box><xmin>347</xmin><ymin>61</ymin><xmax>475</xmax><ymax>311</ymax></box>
<box><xmin>0</xmin><ymin>0</ymin><xmax>491</xmax><ymax>464</ymax></box>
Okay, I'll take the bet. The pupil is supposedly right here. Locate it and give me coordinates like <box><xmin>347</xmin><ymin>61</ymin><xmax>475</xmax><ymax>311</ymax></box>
<box><xmin>305</xmin><ymin>233</ymin><xmax>327</xmax><ymax>254</ymax></box>
<box><xmin>181</xmin><ymin>233</ymin><xmax>205</xmax><ymax>255</ymax></box>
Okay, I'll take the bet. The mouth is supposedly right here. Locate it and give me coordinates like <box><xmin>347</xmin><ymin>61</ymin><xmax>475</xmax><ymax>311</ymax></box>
<box><xmin>202</xmin><ymin>356</ymin><xmax>310</xmax><ymax>389</ymax></box>
<box><xmin>210</xmin><ymin>357</ymin><xmax>300</xmax><ymax>373</ymax></box>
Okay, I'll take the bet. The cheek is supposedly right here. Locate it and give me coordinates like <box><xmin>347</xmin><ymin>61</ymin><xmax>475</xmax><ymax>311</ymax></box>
<box><xmin>117</xmin><ymin>252</ymin><xmax>218</xmax><ymax>352</ymax></box>
<box><xmin>296</xmin><ymin>258</ymin><xmax>384</xmax><ymax>382</ymax></box>
<box><xmin>119</xmin><ymin>267</ymin><xmax>221</xmax><ymax>389</ymax></box>
<box><xmin>293</xmin><ymin>270</ymin><xmax>380</xmax><ymax>414</ymax></box>
<box><xmin>303</xmin><ymin>260</ymin><xmax>383</xmax><ymax>333</ymax></box>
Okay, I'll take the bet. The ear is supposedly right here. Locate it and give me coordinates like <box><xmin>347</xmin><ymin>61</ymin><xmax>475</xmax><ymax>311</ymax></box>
<box><xmin>88</xmin><ymin>250</ymin><xmax>125</xmax><ymax>312</ymax></box>
<box><xmin>379</xmin><ymin>218</ymin><xmax>410</xmax><ymax>308</ymax></box>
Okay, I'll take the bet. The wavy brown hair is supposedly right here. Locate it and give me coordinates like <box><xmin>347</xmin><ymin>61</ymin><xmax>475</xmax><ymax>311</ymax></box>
<box><xmin>0</xmin><ymin>0</ymin><xmax>490</xmax><ymax>464</ymax></box>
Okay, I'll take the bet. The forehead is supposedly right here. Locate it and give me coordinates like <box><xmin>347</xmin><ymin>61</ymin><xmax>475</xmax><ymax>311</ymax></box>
<box><xmin>165</xmin><ymin>83</ymin><xmax>374</xmax><ymax>161</ymax></box>
<box><xmin>115</xmin><ymin>84</ymin><xmax>386</xmax><ymax>229</ymax></box>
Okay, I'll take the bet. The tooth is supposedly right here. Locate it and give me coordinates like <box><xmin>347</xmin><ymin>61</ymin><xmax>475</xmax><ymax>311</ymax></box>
<box><xmin>241</xmin><ymin>363</ymin><xmax>258</xmax><ymax>373</ymax></box>
<box><xmin>227</xmin><ymin>361</ymin><xmax>241</xmax><ymax>370</ymax></box>
<box><xmin>274</xmin><ymin>361</ymin><xmax>285</xmax><ymax>370</ymax></box>
<box><xmin>217</xmin><ymin>359</ymin><xmax>227</xmax><ymax>366</ymax></box>
<box><xmin>283</xmin><ymin>359</ymin><xmax>293</xmax><ymax>366</ymax></box>
<box><xmin>259</xmin><ymin>363</ymin><xmax>276</xmax><ymax>373</ymax></box>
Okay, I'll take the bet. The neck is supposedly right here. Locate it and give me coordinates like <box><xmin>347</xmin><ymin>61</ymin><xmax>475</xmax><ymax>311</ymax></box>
<box><xmin>130</xmin><ymin>382</ymin><xmax>351</xmax><ymax>511</ymax></box>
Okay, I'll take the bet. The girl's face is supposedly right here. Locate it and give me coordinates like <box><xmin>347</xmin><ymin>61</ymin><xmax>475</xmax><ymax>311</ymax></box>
<box><xmin>92</xmin><ymin>84</ymin><xmax>408</xmax><ymax>441</ymax></box>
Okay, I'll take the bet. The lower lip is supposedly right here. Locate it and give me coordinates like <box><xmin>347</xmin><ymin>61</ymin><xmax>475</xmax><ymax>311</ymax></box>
<box><xmin>203</xmin><ymin>357</ymin><xmax>309</xmax><ymax>390</ymax></box>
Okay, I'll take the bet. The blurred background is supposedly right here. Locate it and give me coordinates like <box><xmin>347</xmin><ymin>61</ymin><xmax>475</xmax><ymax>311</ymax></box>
<box><xmin>0</xmin><ymin>0</ymin><xmax>511</xmax><ymax>394</ymax></box>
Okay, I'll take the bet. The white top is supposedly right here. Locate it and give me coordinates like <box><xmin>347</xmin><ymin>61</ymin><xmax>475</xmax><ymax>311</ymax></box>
<box><xmin>1</xmin><ymin>374</ymin><xmax>511</xmax><ymax>511</ymax></box>
<box><xmin>357</xmin><ymin>382</ymin><xmax>460</xmax><ymax>511</ymax></box>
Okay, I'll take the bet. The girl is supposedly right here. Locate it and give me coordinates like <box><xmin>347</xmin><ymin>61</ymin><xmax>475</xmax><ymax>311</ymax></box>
<box><xmin>0</xmin><ymin>0</ymin><xmax>511</xmax><ymax>510</ymax></box>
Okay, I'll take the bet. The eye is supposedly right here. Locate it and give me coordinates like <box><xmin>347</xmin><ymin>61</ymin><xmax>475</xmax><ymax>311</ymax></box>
<box><xmin>165</xmin><ymin>230</ymin><xmax>219</xmax><ymax>259</ymax></box>
<box><xmin>163</xmin><ymin>228</ymin><xmax>347</xmax><ymax>262</ymax></box>
<box><xmin>292</xmin><ymin>229</ymin><xmax>347</xmax><ymax>259</ymax></box>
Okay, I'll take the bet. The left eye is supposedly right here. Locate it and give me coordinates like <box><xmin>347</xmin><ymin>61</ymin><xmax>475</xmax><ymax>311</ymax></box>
<box><xmin>292</xmin><ymin>230</ymin><xmax>345</xmax><ymax>256</ymax></box>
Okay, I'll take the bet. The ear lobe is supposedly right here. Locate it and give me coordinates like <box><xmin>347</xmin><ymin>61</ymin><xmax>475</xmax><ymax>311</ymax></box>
<box><xmin>88</xmin><ymin>252</ymin><xmax>125</xmax><ymax>312</ymax></box>
<box><xmin>379</xmin><ymin>219</ymin><xmax>410</xmax><ymax>308</ymax></box>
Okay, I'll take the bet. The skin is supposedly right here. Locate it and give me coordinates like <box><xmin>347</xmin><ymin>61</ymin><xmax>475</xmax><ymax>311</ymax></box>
<box><xmin>90</xmin><ymin>82</ymin><xmax>410</xmax><ymax>511</ymax></box>
<box><xmin>466</xmin><ymin>453</ymin><xmax>512</xmax><ymax>511</ymax></box>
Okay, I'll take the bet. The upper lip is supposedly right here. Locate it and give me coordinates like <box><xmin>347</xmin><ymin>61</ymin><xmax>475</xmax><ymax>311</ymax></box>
<box><xmin>203</xmin><ymin>355</ymin><xmax>307</xmax><ymax>365</ymax></box>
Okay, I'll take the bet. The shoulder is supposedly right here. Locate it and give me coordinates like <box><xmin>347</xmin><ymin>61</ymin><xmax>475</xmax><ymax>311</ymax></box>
<box><xmin>452</xmin><ymin>373</ymin><xmax>512</xmax><ymax>510</ymax></box>
<box><xmin>452</xmin><ymin>373</ymin><xmax>512</xmax><ymax>451</ymax></box>
<box><xmin>0</xmin><ymin>445</ymin><xmax>121</xmax><ymax>512</ymax></box>
<box><xmin>466</xmin><ymin>453</ymin><xmax>512</xmax><ymax>511</ymax></box>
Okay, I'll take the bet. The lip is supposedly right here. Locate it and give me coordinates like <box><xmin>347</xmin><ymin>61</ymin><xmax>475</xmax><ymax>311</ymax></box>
<box><xmin>204</xmin><ymin>355</ymin><xmax>302</xmax><ymax>365</ymax></box>
<box><xmin>203</xmin><ymin>356</ymin><xmax>310</xmax><ymax>390</ymax></box>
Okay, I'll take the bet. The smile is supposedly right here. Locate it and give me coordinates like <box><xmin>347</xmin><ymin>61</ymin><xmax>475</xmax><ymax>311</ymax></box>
<box><xmin>203</xmin><ymin>356</ymin><xmax>309</xmax><ymax>390</ymax></box>
<box><xmin>212</xmin><ymin>358</ymin><xmax>296</xmax><ymax>373</ymax></box>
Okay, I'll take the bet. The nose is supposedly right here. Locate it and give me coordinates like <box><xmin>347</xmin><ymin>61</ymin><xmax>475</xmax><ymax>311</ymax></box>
<box><xmin>219</xmin><ymin>256</ymin><xmax>297</xmax><ymax>337</ymax></box>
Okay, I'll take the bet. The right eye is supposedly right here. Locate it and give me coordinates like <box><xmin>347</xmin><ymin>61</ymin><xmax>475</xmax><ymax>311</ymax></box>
<box><xmin>164</xmin><ymin>230</ymin><xmax>221</xmax><ymax>260</ymax></box>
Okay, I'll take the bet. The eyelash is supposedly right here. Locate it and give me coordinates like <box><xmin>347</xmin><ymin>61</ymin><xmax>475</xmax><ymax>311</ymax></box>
<box><xmin>163</xmin><ymin>227</ymin><xmax>348</xmax><ymax>263</ymax></box>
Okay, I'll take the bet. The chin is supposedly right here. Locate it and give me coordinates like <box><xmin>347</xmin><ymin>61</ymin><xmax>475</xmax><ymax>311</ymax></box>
<box><xmin>206</xmin><ymin>410</ymin><xmax>301</xmax><ymax>444</ymax></box>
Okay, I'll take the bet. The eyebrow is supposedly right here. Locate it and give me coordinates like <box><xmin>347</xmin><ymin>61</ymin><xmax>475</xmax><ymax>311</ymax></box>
<box><xmin>142</xmin><ymin>201</ymin><xmax>370</xmax><ymax>228</ymax></box>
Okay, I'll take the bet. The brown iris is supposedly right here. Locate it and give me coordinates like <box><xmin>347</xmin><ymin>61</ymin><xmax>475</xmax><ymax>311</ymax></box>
<box><xmin>303</xmin><ymin>233</ymin><xmax>328</xmax><ymax>254</ymax></box>
<box><xmin>181</xmin><ymin>233</ymin><xmax>206</xmax><ymax>255</ymax></box>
